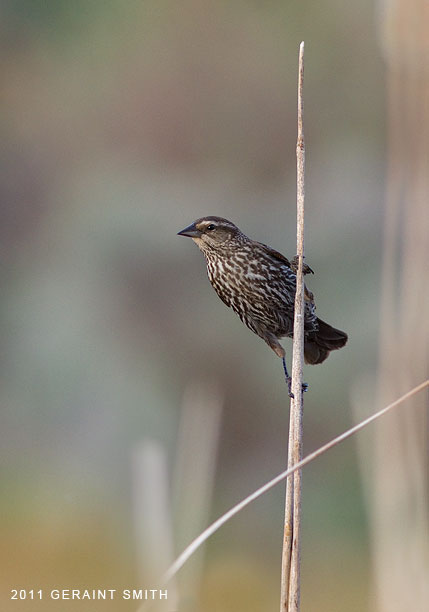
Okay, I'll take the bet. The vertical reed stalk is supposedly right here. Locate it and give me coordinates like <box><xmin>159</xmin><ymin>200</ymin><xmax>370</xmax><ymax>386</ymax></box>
<box><xmin>280</xmin><ymin>41</ymin><xmax>305</xmax><ymax>612</ymax></box>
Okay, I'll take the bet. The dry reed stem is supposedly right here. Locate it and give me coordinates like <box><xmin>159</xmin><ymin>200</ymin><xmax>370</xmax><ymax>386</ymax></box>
<box><xmin>133</xmin><ymin>441</ymin><xmax>178</xmax><ymax>610</ymax></box>
<box><xmin>371</xmin><ymin>4</ymin><xmax>429</xmax><ymax>609</ymax></box>
<box><xmin>172</xmin><ymin>381</ymin><xmax>223</xmax><ymax>605</ymax></box>
<box><xmin>280</xmin><ymin>40</ymin><xmax>306</xmax><ymax>612</ymax></box>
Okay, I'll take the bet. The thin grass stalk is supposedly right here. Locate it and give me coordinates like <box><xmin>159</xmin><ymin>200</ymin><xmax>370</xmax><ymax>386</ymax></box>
<box><xmin>159</xmin><ymin>380</ymin><xmax>428</xmax><ymax>589</ymax></box>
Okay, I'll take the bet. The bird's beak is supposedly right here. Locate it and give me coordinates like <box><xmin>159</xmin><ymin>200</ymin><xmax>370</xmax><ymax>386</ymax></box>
<box><xmin>177</xmin><ymin>223</ymin><xmax>202</xmax><ymax>238</ymax></box>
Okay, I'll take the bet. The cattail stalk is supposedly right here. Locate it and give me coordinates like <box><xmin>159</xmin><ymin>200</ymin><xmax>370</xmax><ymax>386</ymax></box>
<box><xmin>280</xmin><ymin>41</ymin><xmax>305</xmax><ymax>612</ymax></box>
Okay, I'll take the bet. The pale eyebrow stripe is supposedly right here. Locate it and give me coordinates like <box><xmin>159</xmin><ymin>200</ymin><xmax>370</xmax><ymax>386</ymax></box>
<box><xmin>197</xmin><ymin>221</ymin><xmax>217</xmax><ymax>230</ymax></box>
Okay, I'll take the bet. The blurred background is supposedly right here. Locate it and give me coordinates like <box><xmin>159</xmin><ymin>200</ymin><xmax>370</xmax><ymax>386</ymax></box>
<box><xmin>1</xmin><ymin>1</ymin><xmax>428</xmax><ymax>611</ymax></box>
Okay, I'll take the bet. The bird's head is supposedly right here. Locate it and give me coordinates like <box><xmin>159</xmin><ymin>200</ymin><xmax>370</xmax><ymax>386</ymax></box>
<box><xmin>177</xmin><ymin>216</ymin><xmax>245</xmax><ymax>253</ymax></box>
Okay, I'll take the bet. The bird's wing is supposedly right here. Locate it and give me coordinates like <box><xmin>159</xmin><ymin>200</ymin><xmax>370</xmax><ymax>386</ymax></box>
<box><xmin>290</xmin><ymin>255</ymin><xmax>314</xmax><ymax>275</ymax></box>
<box><xmin>255</xmin><ymin>242</ymin><xmax>292</xmax><ymax>268</ymax></box>
<box><xmin>256</xmin><ymin>241</ymin><xmax>314</xmax><ymax>304</ymax></box>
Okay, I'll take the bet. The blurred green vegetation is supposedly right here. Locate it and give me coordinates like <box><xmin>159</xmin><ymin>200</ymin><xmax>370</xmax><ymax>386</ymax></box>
<box><xmin>1</xmin><ymin>1</ymin><xmax>384</xmax><ymax>610</ymax></box>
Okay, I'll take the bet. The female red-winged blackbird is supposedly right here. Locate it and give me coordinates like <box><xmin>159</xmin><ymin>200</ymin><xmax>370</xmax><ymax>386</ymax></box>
<box><xmin>178</xmin><ymin>216</ymin><xmax>347</xmax><ymax>391</ymax></box>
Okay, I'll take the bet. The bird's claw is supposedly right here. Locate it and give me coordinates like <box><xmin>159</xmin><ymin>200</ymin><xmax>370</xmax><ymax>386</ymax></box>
<box><xmin>287</xmin><ymin>378</ymin><xmax>309</xmax><ymax>398</ymax></box>
<box><xmin>282</xmin><ymin>356</ymin><xmax>308</xmax><ymax>397</ymax></box>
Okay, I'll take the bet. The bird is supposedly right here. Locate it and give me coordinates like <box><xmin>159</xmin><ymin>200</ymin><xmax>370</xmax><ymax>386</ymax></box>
<box><xmin>178</xmin><ymin>216</ymin><xmax>347</xmax><ymax>395</ymax></box>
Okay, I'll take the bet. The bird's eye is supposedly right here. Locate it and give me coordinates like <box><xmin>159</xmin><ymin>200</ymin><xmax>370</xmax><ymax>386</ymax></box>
<box><xmin>206</xmin><ymin>224</ymin><xmax>216</xmax><ymax>231</ymax></box>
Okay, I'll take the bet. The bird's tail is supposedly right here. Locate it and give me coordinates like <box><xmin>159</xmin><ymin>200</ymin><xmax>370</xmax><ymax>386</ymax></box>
<box><xmin>304</xmin><ymin>317</ymin><xmax>348</xmax><ymax>365</ymax></box>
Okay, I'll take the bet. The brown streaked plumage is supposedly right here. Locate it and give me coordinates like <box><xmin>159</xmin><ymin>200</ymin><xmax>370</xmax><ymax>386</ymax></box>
<box><xmin>178</xmin><ymin>216</ymin><xmax>347</xmax><ymax>383</ymax></box>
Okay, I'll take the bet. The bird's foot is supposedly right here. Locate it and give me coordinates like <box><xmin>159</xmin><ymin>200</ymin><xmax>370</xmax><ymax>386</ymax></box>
<box><xmin>282</xmin><ymin>357</ymin><xmax>293</xmax><ymax>397</ymax></box>
<box><xmin>286</xmin><ymin>376</ymin><xmax>294</xmax><ymax>398</ymax></box>
<box><xmin>282</xmin><ymin>356</ymin><xmax>309</xmax><ymax>397</ymax></box>
<box><xmin>287</xmin><ymin>379</ymin><xmax>309</xmax><ymax>398</ymax></box>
